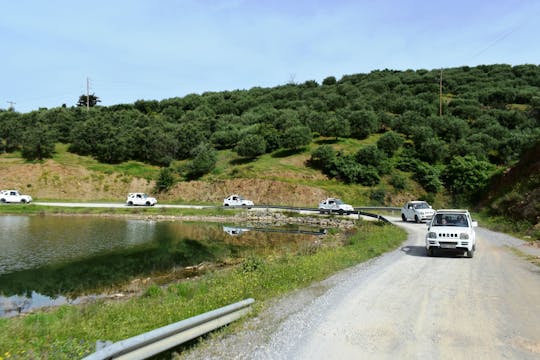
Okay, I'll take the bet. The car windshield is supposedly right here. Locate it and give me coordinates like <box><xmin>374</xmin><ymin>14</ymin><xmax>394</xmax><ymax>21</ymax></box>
<box><xmin>433</xmin><ymin>213</ymin><xmax>468</xmax><ymax>227</ymax></box>
<box><xmin>414</xmin><ymin>202</ymin><xmax>429</xmax><ymax>209</ymax></box>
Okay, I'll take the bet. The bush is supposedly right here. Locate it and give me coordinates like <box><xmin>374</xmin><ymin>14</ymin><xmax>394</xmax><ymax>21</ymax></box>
<box><xmin>235</xmin><ymin>134</ymin><xmax>266</xmax><ymax>158</ymax></box>
<box><xmin>377</xmin><ymin>131</ymin><xmax>404</xmax><ymax>156</ymax></box>
<box><xmin>155</xmin><ymin>167</ymin><xmax>175</xmax><ymax>193</ymax></box>
<box><xmin>184</xmin><ymin>142</ymin><xmax>217</xmax><ymax>180</ymax></box>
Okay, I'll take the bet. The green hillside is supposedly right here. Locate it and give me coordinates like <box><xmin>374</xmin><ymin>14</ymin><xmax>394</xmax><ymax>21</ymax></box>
<box><xmin>1</xmin><ymin>63</ymin><xmax>539</xmax><ymax>234</ymax></box>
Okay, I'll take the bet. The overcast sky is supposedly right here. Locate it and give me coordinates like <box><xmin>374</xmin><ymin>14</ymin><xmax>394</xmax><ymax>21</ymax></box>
<box><xmin>1</xmin><ymin>0</ymin><xmax>539</xmax><ymax>113</ymax></box>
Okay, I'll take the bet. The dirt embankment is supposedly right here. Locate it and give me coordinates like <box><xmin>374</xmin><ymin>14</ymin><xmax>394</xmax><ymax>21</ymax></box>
<box><xmin>0</xmin><ymin>160</ymin><xmax>331</xmax><ymax>206</ymax></box>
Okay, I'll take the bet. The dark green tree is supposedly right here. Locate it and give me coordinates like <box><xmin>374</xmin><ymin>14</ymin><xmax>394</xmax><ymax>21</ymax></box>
<box><xmin>442</xmin><ymin>155</ymin><xmax>496</xmax><ymax>202</ymax></box>
<box><xmin>184</xmin><ymin>142</ymin><xmax>217</xmax><ymax>179</ymax></box>
<box><xmin>376</xmin><ymin>131</ymin><xmax>404</xmax><ymax>156</ymax></box>
<box><xmin>310</xmin><ymin>145</ymin><xmax>336</xmax><ymax>172</ymax></box>
<box><xmin>20</xmin><ymin>123</ymin><xmax>56</xmax><ymax>160</ymax></box>
<box><xmin>281</xmin><ymin>126</ymin><xmax>312</xmax><ymax>150</ymax></box>
<box><xmin>235</xmin><ymin>134</ymin><xmax>266</xmax><ymax>158</ymax></box>
<box><xmin>155</xmin><ymin>167</ymin><xmax>176</xmax><ymax>193</ymax></box>
<box><xmin>77</xmin><ymin>93</ymin><xmax>101</xmax><ymax>107</ymax></box>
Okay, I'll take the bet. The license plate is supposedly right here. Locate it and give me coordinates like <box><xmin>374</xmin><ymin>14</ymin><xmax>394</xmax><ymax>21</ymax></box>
<box><xmin>440</xmin><ymin>243</ymin><xmax>456</xmax><ymax>249</ymax></box>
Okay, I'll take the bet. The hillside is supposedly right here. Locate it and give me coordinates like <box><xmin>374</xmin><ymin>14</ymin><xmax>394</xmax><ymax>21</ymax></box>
<box><xmin>1</xmin><ymin>63</ymin><xmax>539</xmax><ymax>231</ymax></box>
<box><xmin>0</xmin><ymin>139</ymin><xmax>426</xmax><ymax>207</ymax></box>
<box><xmin>479</xmin><ymin>141</ymin><xmax>540</xmax><ymax>238</ymax></box>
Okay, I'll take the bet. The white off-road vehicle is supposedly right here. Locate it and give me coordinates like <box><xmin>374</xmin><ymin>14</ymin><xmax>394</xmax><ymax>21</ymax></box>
<box><xmin>0</xmin><ymin>190</ymin><xmax>33</xmax><ymax>204</ymax></box>
<box><xmin>223</xmin><ymin>194</ymin><xmax>254</xmax><ymax>207</ymax></box>
<box><xmin>425</xmin><ymin>209</ymin><xmax>478</xmax><ymax>258</ymax></box>
<box><xmin>126</xmin><ymin>193</ymin><xmax>157</xmax><ymax>206</ymax></box>
<box><xmin>401</xmin><ymin>200</ymin><xmax>435</xmax><ymax>223</ymax></box>
<box><xmin>318</xmin><ymin>198</ymin><xmax>354</xmax><ymax>215</ymax></box>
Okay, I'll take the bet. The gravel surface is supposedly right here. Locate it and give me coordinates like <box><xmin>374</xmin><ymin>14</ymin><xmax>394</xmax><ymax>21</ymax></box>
<box><xmin>179</xmin><ymin>220</ymin><xmax>540</xmax><ymax>359</ymax></box>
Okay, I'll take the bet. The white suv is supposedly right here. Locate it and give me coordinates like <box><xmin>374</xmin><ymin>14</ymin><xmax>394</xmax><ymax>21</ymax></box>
<box><xmin>425</xmin><ymin>209</ymin><xmax>477</xmax><ymax>258</ymax></box>
<box><xmin>401</xmin><ymin>201</ymin><xmax>435</xmax><ymax>223</ymax></box>
<box><xmin>223</xmin><ymin>194</ymin><xmax>254</xmax><ymax>207</ymax></box>
<box><xmin>0</xmin><ymin>190</ymin><xmax>33</xmax><ymax>204</ymax></box>
<box><xmin>126</xmin><ymin>193</ymin><xmax>157</xmax><ymax>206</ymax></box>
<box><xmin>318</xmin><ymin>198</ymin><xmax>354</xmax><ymax>215</ymax></box>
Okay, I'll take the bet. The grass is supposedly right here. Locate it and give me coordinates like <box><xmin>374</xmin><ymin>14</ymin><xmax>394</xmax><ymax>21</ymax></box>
<box><xmin>0</xmin><ymin>221</ymin><xmax>406</xmax><ymax>358</ymax></box>
<box><xmin>472</xmin><ymin>211</ymin><xmax>539</xmax><ymax>241</ymax></box>
<box><xmin>0</xmin><ymin>204</ymin><xmax>235</xmax><ymax>217</ymax></box>
<box><xmin>52</xmin><ymin>144</ymin><xmax>160</xmax><ymax>180</ymax></box>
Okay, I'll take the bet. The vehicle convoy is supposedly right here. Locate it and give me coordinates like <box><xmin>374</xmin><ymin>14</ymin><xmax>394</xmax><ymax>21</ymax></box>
<box><xmin>318</xmin><ymin>198</ymin><xmax>354</xmax><ymax>215</ymax></box>
<box><xmin>126</xmin><ymin>193</ymin><xmax>157</xmax><ymax>206</ymax></box>
<box><xmin>223</xmin><ymin>194</ymin><xmax>254</xmax><ymax>207</ymax></box>
<box><xmin>0</xmin><ymin>190</ymin><xmax>33</xmax><ymax>203</ymax></box>
<box><xmin>425</xmin><ymin>209</ymin><xmax>478</xmax><ymax>258</ymax></box>
<box><xmin>401</xmin><ymin>200</ymin><xmax>435</xmax><ymax>223</ymax></box>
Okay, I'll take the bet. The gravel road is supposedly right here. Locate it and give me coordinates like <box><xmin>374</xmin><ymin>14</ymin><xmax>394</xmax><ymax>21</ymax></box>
<box><xmin>180</xmin><ymin>219</ymin><xmax>540</xmax><ymax>359</ymax></box>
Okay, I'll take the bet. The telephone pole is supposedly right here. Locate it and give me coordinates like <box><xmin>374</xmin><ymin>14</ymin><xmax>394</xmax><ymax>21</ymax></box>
<box><xmin>6</xmin><ymin>101</ymin><xmax>16</xmax><ymax>110</ymax></box>
<box><xmin>86</xmin><ymin>77</ymin><xmax>90</xmax><ymax>110</ymax></box>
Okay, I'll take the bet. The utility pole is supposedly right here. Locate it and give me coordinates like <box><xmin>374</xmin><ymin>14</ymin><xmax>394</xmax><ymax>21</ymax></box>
<box><xmin>86</xmin><ymin>77</ymin><xmax>90</xmax><ymax>110</ymax></box>
<box><xmin>6</xmin><ymin>101</ymin><xmax>16</xmax><ymax>110</ymax></box>
<box><xmin>439</xmin><ymin>69</ymin><xmax>443</xmax><ymax>117</ymax></box>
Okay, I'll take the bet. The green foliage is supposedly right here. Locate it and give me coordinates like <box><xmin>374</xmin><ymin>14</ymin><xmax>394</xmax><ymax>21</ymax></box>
<box><xmin>76</xmin><ymin>93</ymin><xmax>101</xmax><ymax>107</ymax></box>
<box><xmin>417</xmin><ymin>162</ymin><xmax>442</xmax><ymax>193</ymax></box>
<box><xmin>155</xmin><ymin>167</ymin><xmax>176</xmax><ymax>193</ymax></box>
<box><xmin>20</xmin><ymin>123</ymin><xmax>56</xmax><ymax>160</ymax></box>
<box><xmin>281</xmin><ymin>126</ymin><xmax>312</xmax><ymax>150</ymax></box>
<box><xmin>356</xmin><ymin>145</ymin><xmax>386</xmax><ymax>169</ymax></box>
<box><xmin>389</xmin><ymin>172</ymin><xmax>408</xmax><ymax>190</ymax></box>
<box><xmin>310</xmin><ymin>145</ymin><xmax>336</xmax><ymax>172</ymax></box>
<box><xmin>376</xmin><ymin>131</ymin><xmax>403</xmax><ymax>156</ymax></box>
<box><xmin>235</xmin><ymin>134</ymin><xmax>267</xmax><ymax>158</ymax></box>
<box><xmin>184</xmin><ymin>142</ymin><xmax>217</xmax><ymax>179</ymax></box>
<box><xmin>442</xmin><ymin>155</ymin><xmax>497</xmax><ymax>202</ymax></box>
<box><xmin>2</xmin><ymin>63</ymin><xmax>539</xmax><ymax>194</ymax></box>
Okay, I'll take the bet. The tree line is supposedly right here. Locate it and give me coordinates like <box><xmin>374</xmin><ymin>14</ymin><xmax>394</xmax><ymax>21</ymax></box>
<box><xmin>1</xmin><ymin>63</ymin><xmax>539</xmax><ymax>203</ymax></box>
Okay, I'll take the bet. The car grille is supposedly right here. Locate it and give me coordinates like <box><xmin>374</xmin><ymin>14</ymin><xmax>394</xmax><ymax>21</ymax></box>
<box><xmin>437</xmin><ymin>232</ymin><xmax>459</xmax><ymax>238</ymax></box>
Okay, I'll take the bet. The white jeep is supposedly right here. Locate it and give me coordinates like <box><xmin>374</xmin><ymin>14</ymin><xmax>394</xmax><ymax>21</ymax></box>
<box><xmin>126</xmin><ymin>193</ymin><xmax>157</xmax><ymax>206</ymax></box>
<box><xmin>0</xmin><ymin>190</ymin><xmax>33</xmax><ymax>204</ymax></box>
<box><xmin>223</xmin><ymin>194</ymin><xmax>254</xmax><ymax>207</ymax></box>
<box><xmin>425</xmin><ymin>209</ymin><xmax>478</xmax><ymax>258</ymax></box>
<box><xmin>318</xmin><ymin>198</ymin><xmax>354</xmax><ymax>215</ymax></box>
<box><xmin>401</xmin><ymin>200</ymin><xmax>435</xmax><ymax>223</ymax></box>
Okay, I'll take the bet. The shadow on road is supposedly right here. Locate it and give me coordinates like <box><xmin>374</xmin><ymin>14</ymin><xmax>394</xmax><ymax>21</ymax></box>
<box><xmin>400</xmin><ymin>245</ymin><xmax>427</xmax><ymax>257</ymax></box>
<box><xmin>401</xmin><ymin>245</ymin><xmax>468</xmax><ymax>258</ymax></box>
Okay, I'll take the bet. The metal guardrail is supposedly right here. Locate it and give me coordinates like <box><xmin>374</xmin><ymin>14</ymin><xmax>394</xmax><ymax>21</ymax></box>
<box><xmin>83</xmin><ymin>298</ymin><xmax>255</xmax><ymax>360</ymax></box>
<box><xmin>223</xmin><ymin>204</ymin><xmax>396</xmax><ymax>223</ymax></box>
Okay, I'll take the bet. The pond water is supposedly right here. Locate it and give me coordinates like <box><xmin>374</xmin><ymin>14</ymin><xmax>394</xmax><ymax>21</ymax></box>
<box><xmin>0</xmin><ymin>215</ymin><xmax>325</xmax><ymax>317</ymax></box>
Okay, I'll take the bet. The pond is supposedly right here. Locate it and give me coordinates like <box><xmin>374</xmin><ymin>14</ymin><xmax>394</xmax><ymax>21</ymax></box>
<box><xmin>0</xmin><ymin>215</ymin><xmax>326</xmax><ymax>317</ymax></box>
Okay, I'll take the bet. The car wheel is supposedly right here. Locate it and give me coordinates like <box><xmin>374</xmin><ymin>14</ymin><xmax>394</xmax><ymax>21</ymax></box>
<box><xmin>427</xmin><ymin>248</ymin><xmax>434</xmax><ymax>257</ymax></box>
<box><xmin>338</xmin><ymin>210</ymin><xmax>344</xmax><ymax>215</ymax></box>
<box><xmin>128</xmin><ymin>201</ymin><xmax>133</xmax><ymax>206</ymax></box>
<box><xmin>465</xmin><ymin>249</ymin><xmax>474</xmax><ymax>258</ymax></box>
<box><xmin>414</xmin><ymin>215</ymin><xmax>420</xmax><ymax>223</ymax></box>
<box><xmin>21</xmin><ymin>199</ymin><xmax>27</xmax><ymax>204</ymax></box>
<box><xmin>146</xmin><ymin>201</ymin><xmax>151</xmax><ymax>206</ymax></box>
<box><xmin>401</xmin><ymin>214</ymin><xmax>407</xmax><ymax>222</ymax></box>
<box><xmin>0</xmin><ymin>198</ymin><xmax>6</xmax><ymax>203</ymax></box>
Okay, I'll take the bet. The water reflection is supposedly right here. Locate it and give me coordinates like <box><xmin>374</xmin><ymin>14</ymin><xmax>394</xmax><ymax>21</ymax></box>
<box><xmin>0</xmin><ymin>215</ymin><xmax>325</xmax><ymax>316</ymax></box>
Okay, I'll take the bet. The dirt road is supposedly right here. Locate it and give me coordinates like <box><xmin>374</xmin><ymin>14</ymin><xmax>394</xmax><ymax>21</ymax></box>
<box><xmin>182</xmin><ymin>219</ymin><xmax>540</xmax><ymax>359</ymax></box>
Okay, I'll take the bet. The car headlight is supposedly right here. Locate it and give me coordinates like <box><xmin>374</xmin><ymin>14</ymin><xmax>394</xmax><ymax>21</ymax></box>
<box><xmin>427</xmin><ymin>232</ymin><xmax>437</xmax><ymax>239</ymax></box>
<box><xmin>460</xmin><ymin>233</ymin><xmax>469</xmax><ymax>240</ymax></box>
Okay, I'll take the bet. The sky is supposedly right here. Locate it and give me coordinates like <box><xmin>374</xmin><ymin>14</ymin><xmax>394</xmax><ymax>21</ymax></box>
<box><xmin>1</xmin><ymin>0</ymin><xmax>539</xmax><ymax>113</ymax></box>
